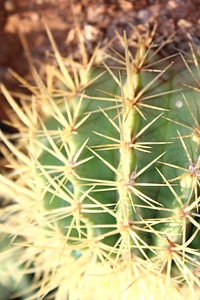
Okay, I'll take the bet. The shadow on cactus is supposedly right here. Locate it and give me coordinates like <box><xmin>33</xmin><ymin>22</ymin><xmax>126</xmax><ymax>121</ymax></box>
<box><xmin>0</xmin><ymin>22</ymin><xmax>200</xmax><ymax>299</ymax></box>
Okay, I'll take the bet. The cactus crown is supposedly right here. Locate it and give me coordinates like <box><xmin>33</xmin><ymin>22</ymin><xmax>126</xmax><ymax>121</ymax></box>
<box><xmin>0</xmin><ymin>24</ymin><xmax>200</xmax><ymax>299</ymax></box>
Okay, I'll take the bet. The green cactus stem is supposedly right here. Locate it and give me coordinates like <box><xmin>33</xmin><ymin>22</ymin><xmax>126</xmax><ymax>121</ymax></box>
<box><xmin>0</xmin><ymin>27</ymin><xmax>200</xmax><ymax>299</ymax></box>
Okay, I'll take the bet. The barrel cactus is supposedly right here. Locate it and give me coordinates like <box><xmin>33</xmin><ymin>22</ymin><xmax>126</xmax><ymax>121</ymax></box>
<box><xmin>0</xmin><ymin>25</ymin><xmax>200</xmax><ymax>299</ymax></box>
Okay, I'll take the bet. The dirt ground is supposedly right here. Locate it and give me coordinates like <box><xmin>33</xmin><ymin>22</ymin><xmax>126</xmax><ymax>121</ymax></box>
<box><xmin>0</xmin><ymin>0</ymin><xmax>200</xmax><ymax>132</ymax></box>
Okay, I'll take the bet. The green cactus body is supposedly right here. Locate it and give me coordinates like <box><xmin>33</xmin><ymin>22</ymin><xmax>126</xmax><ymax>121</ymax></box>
<box><xmin>38</xmin><ymin>69</ymin><xmax>121</xmax><ymax>249</ymax></box>
<box><xmin>0</xmin><ymin>31</ymin><xmax>200</xmax><ymax>299</ymax></box>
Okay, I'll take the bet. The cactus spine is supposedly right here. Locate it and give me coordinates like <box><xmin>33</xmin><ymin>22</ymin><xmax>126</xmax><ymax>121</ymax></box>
<box><xmin>0</xmin><ymin>27</ymin><xmax>200</xmax><ymax>299</ymax></box>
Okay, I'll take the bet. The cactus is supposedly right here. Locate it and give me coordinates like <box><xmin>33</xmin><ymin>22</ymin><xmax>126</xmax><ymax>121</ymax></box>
<box><xmin>0</xmin><ymin>25</ymin><xmax>200</xmax><ymax>300</ymax></box>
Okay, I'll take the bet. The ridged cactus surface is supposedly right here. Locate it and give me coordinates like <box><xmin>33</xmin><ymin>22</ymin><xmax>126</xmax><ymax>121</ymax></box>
<box><xmin>0</xmin><ymin>29</ymin><xmax>200</xmax><ymax>300</ymax></box>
